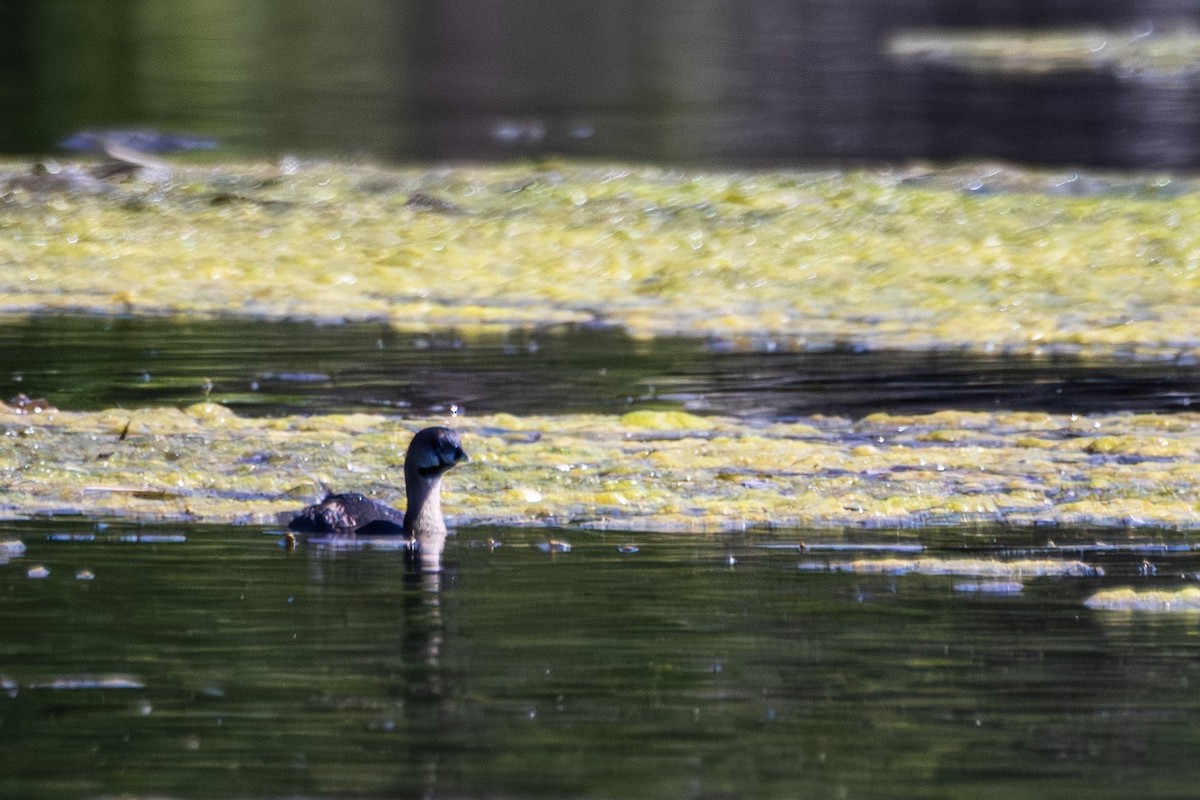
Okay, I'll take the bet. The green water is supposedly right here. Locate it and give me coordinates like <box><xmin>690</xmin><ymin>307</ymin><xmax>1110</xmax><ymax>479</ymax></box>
<box><xmin>3</xmin><ymin>519</ymin><xmax>1200</xmax><ymax>799</ymax></box>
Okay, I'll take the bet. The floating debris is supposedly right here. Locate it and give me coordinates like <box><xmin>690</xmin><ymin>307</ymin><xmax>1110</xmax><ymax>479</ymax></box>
<box><xmin>119</xmin><ymin>534</ymin><xmax>187</xmax><ymax>544</ymax></box>
<box><xmin>303</xmin><ymin>535</ymin><xmax>411</xmax><ymax>552</ymax></box>
<box><xmin>258</xmin><ymin>371</ymin><xmax>331</xmax><ymax>383</ymax></box>
<box><xmin>466</xmin><ymin>537</ymin><xmax>503</xmax><ymax>550</ymax></box>
<box><xmin>1085</xmin><ymin>587</ymin><xmax>1200</xmax><ymax>612</ymax></box>
<box><xmin>1045</xmin><ymin>541</ymin><xmax>1200</xmax><ymax>555</ymax></box>
<box><xmin>74</xmin><ymin>569</ymin><xmax>95</xmax><ymax>581</ymax></box>
<box><xmin>5</xmin><ymin>393</ymin><xmax>56</xmax><ymax>414</ymax></box>
<box><xmin>757</xmin><ymin>542</ymin><xmax>924</xmax><ymax>554</ymax></box>
<box><xmin>537</xmin><ymin>540</ymin><xmax>572</xmax><ymax>553</ymax></box>
<box><xmin>799</xmin><ymin>557</ymin><xmax>1103</xmax><ymax>578</ymax></box>
<box><xmin>26</xmin><ymin>565</ymin><xmax>49</xmax><ymax>579</ymax></box>
<box><xmin>47</xmin><ymin>533</ymin><xmax>186</xmax><ymax>544</ymax></box>
<box><xmin>28</xmin><ymin>674</ymin><xmax>145</xmax><ymax>690</ymax></box>
<box><xmin>954</xmin><ymin>581</ymin><xmax>1024</xmax><ymax>595</ymax></box>
<box><xmin>617</xmin><ymin>544</ymin><xmax>640</xmax><ymax>554</ymax></box>
<box><xmin>82</xmin><ymin>487</ymin><xmax>183</xmax><ymax>501</ymax></box>
<box><xmin>58</xmin><ymin>129</ymin><xmax>218</xmax><ymax>155</ymax></box>
<box><xmin>0</xmin><ymin>540</ymin><xmax>26</xmax><ymax>564</ymax></box>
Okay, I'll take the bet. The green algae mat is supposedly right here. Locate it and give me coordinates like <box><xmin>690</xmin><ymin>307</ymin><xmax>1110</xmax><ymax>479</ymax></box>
<box><xmin>2</xmin><ymin>158</ymin><xmax>1200</xmax><ymax>535</ymax></box>
<box><xmin>4</xmin><ymin>158</ymin><xmax>1200</xmax><ymax>357</ymax></box>
<box><xmin>887</xmin><ymin>26</ymin><xmax>1200</xmax><ymax>79</ymax></box>
<box><xmin>4</xmin><ymin>405</ymin><xmax>1199</xmax><ymax>533</ymax></box>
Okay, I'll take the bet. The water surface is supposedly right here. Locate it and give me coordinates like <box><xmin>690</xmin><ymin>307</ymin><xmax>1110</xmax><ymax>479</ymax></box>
<box><xmin>5</xmin><ymin>316</ymin><xmax>1200</xmax><ymax>797</ymax></box>
<box><xmin>2</xmin><ymin>519</ymin><xmax>1200</xmax><ymax>798</ymax></box>
<box><xmin>7</xmin><ymin>1</ymin><xmax>1200</xmax><ymax>167</ymax></box>
<box><xmin>4</xmin><ymin>316</ymin><xmax>1200</xmax><ymax>419</ymax></box>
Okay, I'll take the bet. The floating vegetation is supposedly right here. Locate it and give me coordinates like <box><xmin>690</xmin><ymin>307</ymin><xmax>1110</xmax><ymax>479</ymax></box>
<box><xmin>887</xmin><ymin>26</ymin><xmax>1200</xmax><ymax>81</ymax></box>
<box><xmin>1084</xmin><ymin>587</ymin><xmax>1200</xmax><ymax>612</ymax></box>
<box><xmin>3</xmin><ymin>158</ymin><xmax>1200</xmax><ymax>358</ymax></box>
<box><xmin>4</xmin><ymin>403</ymin><xmax>1200</xmax><ymax>531</ymax></box>
<box><xmin>798</xmin><ymin>558</ymin><xmax>1101</xmax><ymax>578</ymax></box>
<box><xmin>3</xmin><ymin>156</ymin><xmax>1200</xmax><ymax>531</ymax></box>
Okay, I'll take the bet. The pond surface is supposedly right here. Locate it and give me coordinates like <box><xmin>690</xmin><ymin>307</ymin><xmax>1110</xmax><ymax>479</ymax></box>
<box><xmin>2</xmin><ymin>519</ymin><xmax>1200</xmax><ymax>799</ymax></box>
<box><xmin>7</xmin><ymin>1</ymin><xmax>1200</xmax><ymax>167</ymax></box>
<box><xmin>4</xmin><ymin>316</ymin><xmax>1200</xmax><ymax>419</ymax></box>
<box><xmin>6</xmin><ymin>316</ymin><xmax>1200</xmax><ymax>797</ymax></box>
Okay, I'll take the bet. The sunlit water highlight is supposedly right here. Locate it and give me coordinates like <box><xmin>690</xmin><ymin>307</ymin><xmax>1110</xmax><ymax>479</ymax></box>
<box><xmin>3</xmin><ymin>519</ymin><xmax>1200</xmax><ymax>798</ymax></box>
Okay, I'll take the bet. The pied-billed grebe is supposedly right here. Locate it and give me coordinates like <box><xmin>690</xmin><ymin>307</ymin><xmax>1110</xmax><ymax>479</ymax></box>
<box><xmin>288</xmin><ymin>427</ymin><xmax>468</xmax><ymax>551</ymax></box>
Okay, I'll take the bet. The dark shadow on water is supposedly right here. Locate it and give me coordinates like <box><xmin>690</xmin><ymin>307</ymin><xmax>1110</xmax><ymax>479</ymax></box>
<box><xmin>2</xmin><ymin>315</ymin><xmax>1199</xmax><ymax>420</ymax></box>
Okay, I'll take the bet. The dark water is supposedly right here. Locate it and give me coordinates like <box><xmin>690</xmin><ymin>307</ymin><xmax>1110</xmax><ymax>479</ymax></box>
<box><xmin>4</xmin><ymin>316</ymin><xmax>1200</xmax><ymax>419</ymax></box>
<box><xmin>5</xmin><ymin>0</ymin><xmax>1200</xmax><ymax>166</ymax></box>
<box><xmin>5</xmin><ymin>317</ymin><xmax>1200</xmax><ymax>798</ymax></box>
<box><xmin>3</xmin><ymin>519</ymin><xmax>1200</xmax><ymax>799</ymax></box>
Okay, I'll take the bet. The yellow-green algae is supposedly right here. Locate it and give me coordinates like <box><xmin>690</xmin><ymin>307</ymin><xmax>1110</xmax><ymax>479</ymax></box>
<box><xmin>6</xmin><ymin>158</ymin><xmax>1200</xmax><ymax>534</ymax></box>
<box><xmin>1085</xmin><ymin>587</ymin><xmax>1200</xmax><ymax>612</ymax></box>
<box><xmin>4</xmin><ymin>403</ymin><xmax>1200</xmax><ymax>531</ymax></box>
<box><xmin>4</xmin><ymin>158</ymin><xmax>1200</xmax><ymax>358</ymax></box>
<box><xmin>802</xmin><ymin>558</ymin><xmax>1097</xmax><ymax>577</ymax></box>
<box><xmin>887</xmin><ymin>26</ymin><xmax>1200</xmax><ymax>79</ymax></box>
